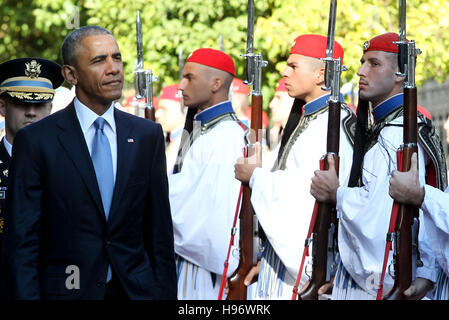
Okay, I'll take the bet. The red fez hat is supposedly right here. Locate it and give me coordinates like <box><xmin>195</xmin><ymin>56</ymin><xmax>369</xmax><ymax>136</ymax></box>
<box><xmin>275</xmin><ymin>78</ymin><xmax>288</xmax><ymax>92</ymax></box>
<box><xmin>363</xmin><ymin>32</ymin><xmax>408</xmax><ymax>54</ymax></box>
<box><xmin>417</xmin><ymin>105</ymin><xmax>431</xmax><ymax>120</ymax></box>
<box><xmin>186</xmin><ymin>48</ymin><xmax>236</xmax><ymax>76</ymax></box>
<box><xmin>232</xmin><ymin>78</ymin><xmax>250</xmax><ymax>95</ymax></box>
<box><xmin>290</xmin><ymin>34</ymin><xmax>344</xmax><ymax>63</ymax></box>
<box><xmin>159</xmin><ymin>84</ymin><xmax>182</xmax><ymax>102</ymax></box>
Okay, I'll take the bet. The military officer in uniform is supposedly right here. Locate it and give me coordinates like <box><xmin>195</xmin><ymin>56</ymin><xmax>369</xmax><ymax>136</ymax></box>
<box><xmin>0</xmin><ymin>57</ymin><xmax>63</xmax><ymax>297</ymax></box>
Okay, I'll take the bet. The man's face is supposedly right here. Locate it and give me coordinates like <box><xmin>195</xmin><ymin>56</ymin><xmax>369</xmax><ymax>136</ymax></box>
<box><xmin>178</xmin><ymin>62</ymin><xmax>213</xmax><ymax>109</ymax></box>
<box><xmin>0</xmin><ymin>97</ymin><xmax>52</xmax><ymax>139</ymax></box>
<box><xmin>269</xmin><ymin>91</ymin><xmax>294</xmax><ymax>126</ymax></box>
<box><xmin>232</xmin><ymin>92</ymin><xmax>249</xmax><ymax>115</ymax></box>
<box><xmin>155</xmin><ymin>99</ymin><xmax>183</xmax><ymax>133</ymax></box>
<box><xmin>281</xmin><ymin>54</ymin><xmax>321</xmax><ymax>101</ymax></box>
<box><xmin>357</xmin><ymin>50</ymin><xmax>400</xmax><ymax>106</ymax></box>
<box><xmin>69</xmin><ymin>34</ymin><xmax>124</xmax><ymax>108</ymax></box>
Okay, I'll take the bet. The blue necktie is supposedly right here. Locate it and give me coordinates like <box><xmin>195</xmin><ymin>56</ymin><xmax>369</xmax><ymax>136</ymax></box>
<box><xmin>92</xmin><ymin>117</ymin><xmax>114</xmax><ymax>218</ymax></box>
<box><xmin>91</xmin><ymin>117</ymin><xmax>114</xmax><ymax>282</ymax></box>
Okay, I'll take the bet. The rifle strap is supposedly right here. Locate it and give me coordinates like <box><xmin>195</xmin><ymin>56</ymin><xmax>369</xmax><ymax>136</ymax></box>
<box><xmin>217</xmin><ymin>127</ymin><xmax>248</xmax><ymax>300</ymax></box>
<box><xmin>291</xmin><ymin>158</ymin><xmax>324</xmax><ymax>300</ymax></box>
<box><xmin>377</xmin><ymin>149</ymin><xmax>404</xmax><ymax>300</ymax></box>
<box><xmin>376</xmin><ymin>113</ymin><xmax>447</xmax><ymax>300</ymax></box>
<box><xmin>218</xmin><ymin>181</ymin><xmax>245</xmax><ymax>300</ymax></box>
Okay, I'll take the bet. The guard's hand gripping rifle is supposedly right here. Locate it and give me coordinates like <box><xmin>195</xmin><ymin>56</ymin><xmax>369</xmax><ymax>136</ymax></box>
<box><xmin>134</xmin><ymin>10</ymin><xmax>158</xmax><ymax>121</ymax></box>
<box><xmin>292</xmin><ymin>0</ymin><xmax>346</xmax><ymax>300</ymax></box>
<box><xmin>378</xmin><ymin>0</ymin><xmax>422</xmax><ymax>300</ymax></box>
<box><xmin>226</xmin><ymin>0</ymin><xmax>267</xmax><ymax>300</ymax></box>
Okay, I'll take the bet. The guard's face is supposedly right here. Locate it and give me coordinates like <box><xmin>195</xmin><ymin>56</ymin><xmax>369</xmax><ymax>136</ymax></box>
<box><xmin>155</xmin><ymin>98</ymin><xmax>183</xmax><ymax>133</ymax></box>
<box><xmin>0</xmin><ymin>98</ymin><xmax>52</xmax><ymax>139</ymax></box>
<box><xmin>281</xmin><ymin>54</ymin><xmax>320</xmax><ymax>101</ymax></box>
<box><xmin>269</xmin><ymin>91</ymin><xmax>294</xmax><ymax>125</ymax></box>
<box><xmin>68</xmin><ymin>34</ymin><xmax>124</xmax><ymax>109</ymax></box>
<box><xmin>357</xmin><ymin>50</ymin><xmax>401</xmax><ymax>106</ymax></box>
<box><xmin>178</xmin><ymin>62</ymin><xmax>213</xmax><ymax>110</ymax></box>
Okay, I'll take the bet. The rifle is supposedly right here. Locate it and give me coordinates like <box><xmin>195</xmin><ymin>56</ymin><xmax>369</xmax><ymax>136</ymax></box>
<box><xmin>178</xmin><ymin>47</ymin><xmax>184</xmax><ymax>82</ymax></box>
<box><xmin>378</xmin><ymin>0</ymin><xmax>422</xmax><ymax>300</ymax></box>
<box><xmin>226</xmin><ymin>0</ymin><xmax>267</xmax><ymax>300</ymax></box>
<box><xmin>292</xmin><ymin>0</ymin><xmax>345</xmax><ymax>300</ymax></box>
<box><xmin>134</xmin><ymin>10</ymin><xmax>158</xmax><ymax>121</ymax></box>
<box><xmin>219</xmin><ymin>35</ymin><xmax>225</xmax><ymax>52</ymax></box>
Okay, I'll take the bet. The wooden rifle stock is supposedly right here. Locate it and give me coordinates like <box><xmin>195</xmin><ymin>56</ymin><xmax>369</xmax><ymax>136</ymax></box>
<box><xmin>383</xmin><ymin>87</ymin><xmax>418</xmax><ymax>300</ymax></box>
<box><xmin>226</xmin><ymin>186</ymin><xmax>255</xmax><ymax>300</ymax></box>
<box><xmin>144</xmin><ymin>107</ymin><xmax>156</xmax><ymax>121</ymax></box>
<box><xmin>298</xmin><ymin>99</ymin><xmax>340</xmax><ymax>300</ymax></box>
<box><xmin>227</xmin><ymin>95</ymin><xmax>263</xmax><ymax>300</ymax></box>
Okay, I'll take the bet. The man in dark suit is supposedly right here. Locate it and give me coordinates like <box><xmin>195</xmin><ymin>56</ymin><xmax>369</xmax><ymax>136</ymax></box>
<box><xmin>0</xmin><ymin>57</ymin><xmax>63</xmax><ymax>298</ymax></box>
<box><xmin>4</xmin><ymin>26</ymin><xmax>177</xmax><ymax>300</ymax></box>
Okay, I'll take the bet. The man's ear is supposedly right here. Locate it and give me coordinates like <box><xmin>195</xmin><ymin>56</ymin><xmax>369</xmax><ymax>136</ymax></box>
<box><xmin>315</xmin><ymin>66</ymin><xmax>326</xmax><ymax>85</ymax></box>
<box><xmin>61</xmin><ymin>65</ymin><xmax>78</xmax><ymax>86</ymax></box>
<box><xmin>211</xmin><ymin>76</ymin><xmax>224</xmax><ymax>93</ymax></box>
<box><xmin>394</xmin><ymin>70</ymin><xmax>406</xmax><ymax>86</ymax></box>
<box><xmin>0</xmin><ymin>98</ymin><xmax>7</xmax><ymax>118</ymax></box>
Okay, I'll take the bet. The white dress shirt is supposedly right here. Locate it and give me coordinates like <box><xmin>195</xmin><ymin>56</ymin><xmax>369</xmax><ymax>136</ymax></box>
<box><xmin>73</xmin><ymin>97</ymin><xmax>117</xmax><ymax>182</ymax></box>
<box><xmin>3</xmin><ymin>136</ymin><xmax>12</xmax><ymax>157</ymax></box>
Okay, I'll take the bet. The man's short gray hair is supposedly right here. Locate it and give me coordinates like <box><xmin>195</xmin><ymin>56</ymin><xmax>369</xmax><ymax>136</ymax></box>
<box><xmin>61</xmin><ymin>26</ymin><xmax>112</xmax><ymax>66</ymax></box>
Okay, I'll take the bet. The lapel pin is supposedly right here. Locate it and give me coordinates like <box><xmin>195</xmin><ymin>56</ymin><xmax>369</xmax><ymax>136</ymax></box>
<box><xmin>127</xmin><ymin>138</ymin><xmax>134</xmax><ymax>143</ymax></box>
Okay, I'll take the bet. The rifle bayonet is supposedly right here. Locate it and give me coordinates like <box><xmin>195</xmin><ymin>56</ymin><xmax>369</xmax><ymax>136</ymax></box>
<box><xmin>134</xmin><ymin>10</ymin><xmax>157</xmax><ymax>120</ymax></box>
<box><xmin>219</xmin><ymin>35</ymin><xmax>225</xmax><ymax>52</ymax></box>
<box><xmin>178</xmin><ymin>47</ymin><xmax>184</xmax><ymax>81</ymax></box>
<box><xmin>396</xmin><ymin>0</ymin><xmax>421</xmax><ymax>85</ymax></box>
<box><xmin>243</xmin><ymin>0</ymin><xmax>255</xmax><ymax>91</ymax></box>
<box><xmin>135</xmin><ymin>11</ymin><xmax>145</xmax><ymax>99</ymax></box>
<box><xmin>322</xmin><ymin>0</ymin><xmax>346</xmax><ymax>103</ymax></box>
<box><xmin>323</xmin><ymin>0</ymin><xmax>336</xmax><ymax>93</ymax></box>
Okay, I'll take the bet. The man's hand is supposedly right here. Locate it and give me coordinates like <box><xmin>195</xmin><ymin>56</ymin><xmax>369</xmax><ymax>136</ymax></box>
<box><xmin>298</xmin><ymin>277</ymin><xmax>334</xmax><ymax>297</ymax></box>
<box><xmin>389</xmin><ymin>152</ymin><xmax>424</xmax><ymax>207</ymax></box>
<box><xmin>244</xmin><ymin>261</ymin><xmax>261</xmax><ymax>286</ymax></box>
<box><xmin>235</xmin><ymin>142</ymin><xmax>262</xmax><ymax>183</ymax></box>
<box><xmin>310</xmin><ymin>154</ymin><xmax>339</xmax><ymax>203</ymax></box>
<box><xmin>318</xmin><ymin>277</ymin><xmax>334</xmax><ymax>296</ymax></box>
<box><xmin>224</xmin><ymin>261</ymin><xmax>261</xmax><ymax>294</ymax></box>
<box><xmin>403</xmin><ymin>277</ymin><xmax>433</xmax><ymax>300</ymax></box>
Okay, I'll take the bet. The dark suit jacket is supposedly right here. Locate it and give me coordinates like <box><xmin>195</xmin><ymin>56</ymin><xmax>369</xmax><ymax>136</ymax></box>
<box><xmin>0</xmin><ymin>138</ymin><xmax>10</xmax><ymax>298</ymax></box>
<box><xmin>3</xmin><ymin>102</ymin><xmax>177</xmax><ymax>300</ymax></box>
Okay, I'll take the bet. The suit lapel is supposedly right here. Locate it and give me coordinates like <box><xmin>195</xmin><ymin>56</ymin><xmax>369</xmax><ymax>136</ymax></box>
<box><xmin>56</xmin><ymin>102</ymin><xmax>105</xmax><ymax>218</ymax></box>
<box><xmin>108</xmin><ymin>109</ymin><xmax>134</xmax><ymax>222</ymax></box>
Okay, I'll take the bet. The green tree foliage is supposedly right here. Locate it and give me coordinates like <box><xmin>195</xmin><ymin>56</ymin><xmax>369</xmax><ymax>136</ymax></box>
<box><xmin>0</xmin><ymin>0</ymin><xmax>88</xmax><ymax>63</ymax></box>
<box><xmin>81</xmin><ymin>0</ymin><xmax>272</xmax><ymax>95</ymax></box>
<box><xmin>1</xmin><ymin>0</ymin><xmax>449</xmax><ymax>107</ymax></box>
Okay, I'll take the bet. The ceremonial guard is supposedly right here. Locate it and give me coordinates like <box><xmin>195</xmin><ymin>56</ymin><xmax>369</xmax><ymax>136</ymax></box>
<box><xmin>154</xmin><ymin>83</ymin><xmax>185</xmax><ymax>174</ymax></box>
<box><xmin>235</xmin><ymin>34</ymin><xmax>355</xmax><ymax>299</ymax></box>
<box><xmin>169</xmin><ymin>48</ymin><xmax>247</xmax><ymax>299</ymax></box>
<box><xmin>230</xmin><ymin>77</ymin><xmax>251</xmax><ymax>126</ymax></box>
<box><xmin>311</xmin><ymin>33</ymin><xmax>447</xmax><ymax>299</ymax></box>
<box><xmin>268</xmin><ymin>78</ymin><xmax>294</xmax><ymax>151</ymax></box>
